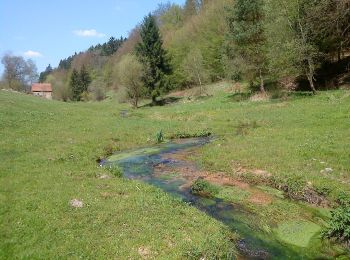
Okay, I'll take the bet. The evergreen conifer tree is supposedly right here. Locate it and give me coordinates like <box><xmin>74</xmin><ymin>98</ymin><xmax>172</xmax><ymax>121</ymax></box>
<box><xmin>227</xmin><ymin>0</ymin><xmax>267</xmax><ymax>93</ymax></box>
<box><xmin>136</xmin><ymin>14</ymin><xmax>171</xmax><ymax>104</ymax></box>
<box><xmin>70</xmin><ymin>69</ymin><xmax>81</xmax><ymax>101</ymax></box>
<box><xmin>79</xmin><ymin>65</ymin><xmax>91</xmax><ymax>93</ymax></box>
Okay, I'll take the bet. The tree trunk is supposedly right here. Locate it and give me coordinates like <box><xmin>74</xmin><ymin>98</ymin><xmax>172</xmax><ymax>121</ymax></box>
<box><xmin>196</xmin><ymin>71</ymin><xmax>202</xmax><ymax>96</ymax></box>
<box><xmin>259</xmin><ymin>69</ymin><xmax>266</xmax><ymax>93</ymax></box>
<box><xmin>307</xmin><ymin>74</ymin><xmax>316</xmax><ymax>94</ymax></box>
<box><xmin>306</xmin><ymin>57</ymin><xmax>317</xmax><ymax>94</ymax></box>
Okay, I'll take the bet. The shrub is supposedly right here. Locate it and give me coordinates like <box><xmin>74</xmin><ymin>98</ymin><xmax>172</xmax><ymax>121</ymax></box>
<box><xmin>106</xmin><ymin>165</ymin><xmax>123</xmax><ymax>178</ymax></box>
<box><xmin>323</xmin><ymin>205</ymin><xmax>350</xmax><ymax>246</ymax></box>
<box><xmin>322</xmin><ymin>192</ymin><xmax>350</xmax><ymax>245</ymax></box>
<box><xmin>191</xmin><ymin>178</ymin><xmax>219</xmax><ymax>198</ymax></box>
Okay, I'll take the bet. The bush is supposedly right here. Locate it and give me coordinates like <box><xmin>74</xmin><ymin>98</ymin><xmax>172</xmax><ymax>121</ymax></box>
<box><xmin>191</xmin><ymin>178</ymin><xmax>219</xmax><ymax>198</ymax></box>
<box><xmin>323</xmin><ymin>205</ymin><xmax>350</xmax><ymax>245</ymax></box>
<box><xmin>106</xmin><ymin>165</ymin><xmax>123</xmax><ymax>178</ymax></box>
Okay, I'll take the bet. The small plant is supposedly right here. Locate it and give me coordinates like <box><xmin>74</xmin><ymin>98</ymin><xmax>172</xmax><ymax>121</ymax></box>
<box><xmin>322</xmin><ymin>195</ymin><xmax>350</xmax><ymax>245</ymax></box>
<box><xmin>106</xmin><ymin>165</ymin><xmax>123</xmax><ymax>178</ymax></box>
<box><xmin>156</xmin><ymin>130</ymin><xmax>164</xmax><ymax>143</ymax></box>
<box><xmin>191</xmin><ymin>178</ymin><xmax>219</xmax><ymax>198</ymax></box>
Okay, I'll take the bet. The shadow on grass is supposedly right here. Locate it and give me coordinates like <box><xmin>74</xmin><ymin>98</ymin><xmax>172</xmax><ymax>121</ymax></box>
<box><xmin>225</xmin><ymin>92</ymin><xmax>252</xmax><ymax>102</ymax></box>
<box><xmin>139</xmin><ymin>96</ymin><xmax>183</xmax><ymax>108</ymax></box>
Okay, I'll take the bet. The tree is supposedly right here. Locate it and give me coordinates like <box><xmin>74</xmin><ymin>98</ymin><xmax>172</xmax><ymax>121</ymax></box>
<box><xmin>39</xmin><ymin>64</ymin><xmax>53</xmax><ymax>83</ymax></box>
<box><xmin>1</xmin><ymin>54</ymin><xmax>38</xmax><ymax>91</ymax></box>
<box><xmin>305</xmin><ymin>0</ymin><xmax>350</xmax><ymax>62</ymax></box>
<box><xmin>136</xmin><ymin>14</ymin><xmax>171</xmax><ymax>104</ymax></box>
<box><xmin>70</xmin><ymin>69</ymin><xmax>81</xmax><ymax>101</ymax></box>
<box><xmin>69</xmin><ymin>66</ymin><xmax>91</xmax><ymax>101</ymax></box>
<box><xmin>24</xmin><ymin>59</ymin><xmax>38</xmax><ymax>91</ymax></box>
<box><xmin>184</xmin><ymin>0</ymin><xmax>198</xmax><ymax>18</ymax></box>
<box><xmin>227</xmin><ymin>0</ymin><xmax>268</xmax><ymax>93</ymax></box>
<box><xmin>182</xmin><ymin>48</ymin><xmax>207</xmax><ymax>94</ymax></box>
<box><xmin>117</xmin><ymin>54</ymin><xmax>145</xmax><ymax>108</ymax></box>
<box><xmin>79</xmin><ymin>65</ymin><xmax>91</xmax><ymax>93</ymax></box>
<box><xmin>273</xmin><ymin>0</ymin><xmax>319</xmax><ymax>93</ymax></box>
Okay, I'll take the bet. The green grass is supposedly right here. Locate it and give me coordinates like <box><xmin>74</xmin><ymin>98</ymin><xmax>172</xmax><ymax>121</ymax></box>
<box><xmin>0</xmin><ymin>91</ymin><xmax>234</xmax><ymax>259</ymax></box>
<box><xmin>1</xmin><ymin>85</ymin><xmax>350</xmax><ymax>257</ymax></box>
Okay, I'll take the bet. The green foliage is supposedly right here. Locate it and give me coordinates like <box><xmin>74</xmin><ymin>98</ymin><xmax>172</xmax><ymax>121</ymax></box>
<box><xmin>70</xmin><ymin>69</ymin><xmax>81</xmax><ymax>101</ymax></box>
<box><xmin>191</xmin><ymin>178</ymin><xmax>220</xmax><ymax>198</ymax></box>
<box><xmin>106</xmin><ymin>165</ymin><xmax>123</xmax><ymax>178</ymax></box>
<box><xmin>323</xmin><ymin>200</ymin><xmax>350</xmax><ymax>245</ymax></box>
<box><xmin>39</xmin><ymin>64</ymin><xmax>53</xmax><ymax>83</ymax></box>
<box><xmin>156</xmin><ymin>130</ymin><xmax>164</xmax><ymax>143</ymax></box>
<box><xmin>226</xmin><ymin>0</ymin><xmax>267</xmax><ymax>92</ymax></box>
<box><xmin>69</xmin><ymin>66</ymin><xmax>92</xmax><ymax>101</ymax></box>
<box><xmin>116</xmin><ymin>54</ymin><xmax>145</xmax><ymax>108</ymax></box>
<box><xmin>136</xmin><ymin>14</ymin><xmax>172</xmax><ymax>103</ymax></box>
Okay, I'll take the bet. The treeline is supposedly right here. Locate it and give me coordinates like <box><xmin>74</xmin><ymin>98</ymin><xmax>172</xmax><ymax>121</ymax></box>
<box><xmin>31</xmin><ymin>0</ymin><xmax>349</xmax><ymax>103</ymax></box>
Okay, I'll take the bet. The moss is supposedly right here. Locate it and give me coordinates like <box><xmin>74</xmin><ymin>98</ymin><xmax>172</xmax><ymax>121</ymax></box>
<box><xmin>275</xmin><ymin>221</ymin><xmax>321</xmax><ymax>247</ymax></box>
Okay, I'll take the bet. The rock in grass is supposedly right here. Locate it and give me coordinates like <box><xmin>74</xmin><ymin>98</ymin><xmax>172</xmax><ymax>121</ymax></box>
<box><xmin>321</xmin><ymin>168</ymin><xmax>333</xmax><ymax>174</ymax></box>
<box><xmin>69</xmin><ymin>199</ymin><xmax>83</xmax><ymax>208</ymax></box>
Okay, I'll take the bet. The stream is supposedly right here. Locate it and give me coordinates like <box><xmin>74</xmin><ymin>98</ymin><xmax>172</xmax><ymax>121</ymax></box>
<box><xmin>103</xmin><ymin>137</ymin><xmax>343</xmax><ymax>259</ymax></box>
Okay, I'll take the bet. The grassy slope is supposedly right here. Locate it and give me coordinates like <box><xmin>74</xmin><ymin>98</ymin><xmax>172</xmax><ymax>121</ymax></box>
<box><xmin>1</xmin><ymin>85</ymin><xmax>350</xmax><ymax>257</ymax></box>
<box><xmin>0</xmin><ymin>91</ymin><xmax>233</xmax><ymax>259</ymax></box>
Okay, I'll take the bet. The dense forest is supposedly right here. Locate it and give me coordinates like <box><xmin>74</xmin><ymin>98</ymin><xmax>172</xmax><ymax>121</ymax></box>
<box><xmin>3</xmin><ymin>0</ymin><xmax>350</xmax><ymax>103</ymax></box>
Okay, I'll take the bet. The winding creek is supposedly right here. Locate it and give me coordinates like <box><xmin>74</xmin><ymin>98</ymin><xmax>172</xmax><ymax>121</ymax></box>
<box><xmin>103</xmin><ymin>137</ymin><xmax>346</xmax><ymax>259</ymax></box>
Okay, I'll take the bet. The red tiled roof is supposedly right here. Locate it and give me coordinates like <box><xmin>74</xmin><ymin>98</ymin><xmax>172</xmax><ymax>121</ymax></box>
<box><xmin>31</xmin><ymin>83</ymin><xmax>52</xmax><ymax>92</ymax></box>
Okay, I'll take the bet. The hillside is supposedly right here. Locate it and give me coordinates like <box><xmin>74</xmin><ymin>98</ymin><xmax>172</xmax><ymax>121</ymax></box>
<box><xmin>1</xmin><ymin>85</ymin><xmax>350</xmax><ymax>258</ymax></box>
<box><xmin>36</xmin><ymin>0</ymin><xmax>349</xmax><ymax>102</ymax></box>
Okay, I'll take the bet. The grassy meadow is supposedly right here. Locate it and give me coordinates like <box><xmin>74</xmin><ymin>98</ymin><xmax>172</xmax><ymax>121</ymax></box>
<box><xmin>1</xmin><ymin>83</ymin><xmax>350</xmax><ymax>258</ymax></box>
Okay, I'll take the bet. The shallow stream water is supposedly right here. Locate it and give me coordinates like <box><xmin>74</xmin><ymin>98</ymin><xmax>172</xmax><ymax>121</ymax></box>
<box><xmin>103</xmin><ymin>138</ymin><xmax>341</xmax><ymax>259</ymax></box>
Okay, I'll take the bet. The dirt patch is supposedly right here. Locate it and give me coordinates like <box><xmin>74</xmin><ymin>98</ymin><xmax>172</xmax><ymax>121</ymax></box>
<box><xmin>138</xmin><ymin>246</ymin><xmax>153</xmax><ymax>259</ymax></box>
<box><xmin>154</xmin><ymin>153</ymin><xmax>273</xmax><ymax>205</ymax></box>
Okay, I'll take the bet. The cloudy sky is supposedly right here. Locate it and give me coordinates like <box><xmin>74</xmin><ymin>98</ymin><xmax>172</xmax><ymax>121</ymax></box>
<box><xmin>0</xmin><ymin>0</ymin><xmax>185</xmax><ymax>73</ymax></box>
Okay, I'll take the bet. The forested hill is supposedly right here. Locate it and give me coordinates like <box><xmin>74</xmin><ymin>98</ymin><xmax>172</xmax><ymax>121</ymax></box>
<box><xmin>40</xmin><ymin>0</ymin><xmax>350</xmax><ymax>101</ymax></box>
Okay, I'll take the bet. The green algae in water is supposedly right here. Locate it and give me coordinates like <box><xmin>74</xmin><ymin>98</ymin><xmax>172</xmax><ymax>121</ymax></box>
<box><xmin>158</xmin><ymin>172</ymin><xmax>179</xmax><ymax>181</ymax></box>
<box><xmin>197</xmin><ymin>197</ymin><xmax>217</xmax><ymax>207</ymax></box>
<box><xmin>216</xmin><ymin>186</ymin><xmax>250</xmax><ymax>204</ymax></box>
<box><xmin>107</xmin><ymin>147</ymin><xmax>162</xmax><ymax>162</ymax></box>
<box><xmin>275</xmin><ymin>220</ymin><xmax>321</xmax><ymax>247</ymax></box>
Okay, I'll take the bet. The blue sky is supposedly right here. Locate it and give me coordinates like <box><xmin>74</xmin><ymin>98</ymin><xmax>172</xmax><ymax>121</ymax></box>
<box><xmin>0</xmin><ymin>0</ymin><xmax>185</xmax><ymax>73</ymax></box>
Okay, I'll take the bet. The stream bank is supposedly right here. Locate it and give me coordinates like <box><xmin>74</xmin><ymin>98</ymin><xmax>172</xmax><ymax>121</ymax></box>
<box><xmin>104</xmin><ymin>138</ymin><xmax>348</xmax><ymax>259</ymax></box>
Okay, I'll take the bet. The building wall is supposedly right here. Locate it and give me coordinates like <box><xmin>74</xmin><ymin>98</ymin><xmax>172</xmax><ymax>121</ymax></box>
<box><xmin>33</xmin><ymin>91</ymin><xmax>52</xmax><ymax>100</ymax></box>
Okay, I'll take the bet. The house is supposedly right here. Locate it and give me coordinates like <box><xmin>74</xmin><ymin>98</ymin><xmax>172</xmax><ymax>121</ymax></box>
<box><xmin>31</xmin><ymin>83</ymin><xmax>52</xmax><ymax>99</ymax></box>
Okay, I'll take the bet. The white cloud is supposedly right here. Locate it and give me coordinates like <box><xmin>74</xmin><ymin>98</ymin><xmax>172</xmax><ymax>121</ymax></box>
<box><xmin>73</xmin><ymin>29</ymin><xmax>106</xmax><ymax>38</ymax></box>
<box><xmin>23</xmin><ymin>50</ymin><xmax>43</xmax><ymax>58</ymax></box>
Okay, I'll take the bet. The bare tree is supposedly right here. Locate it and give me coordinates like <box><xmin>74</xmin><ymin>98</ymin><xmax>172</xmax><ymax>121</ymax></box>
<box><xmin>1</xmin><ymin>54</ymin><xmax>26</xmax><ymax>90</ymax></box>
<box><xmin>182</xmin><ymin>48</ymin><xmax>207</xmax><ymax>95</ymax></box>
<box><xmin>1</xmin><ymin>54</ymin><xmax>38</xmax><ymax>91</ymax></box>
<box><xmin>116</xmin><ymin>54</ymin><xmax>145</xmax><ymax>108</ymax></box>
